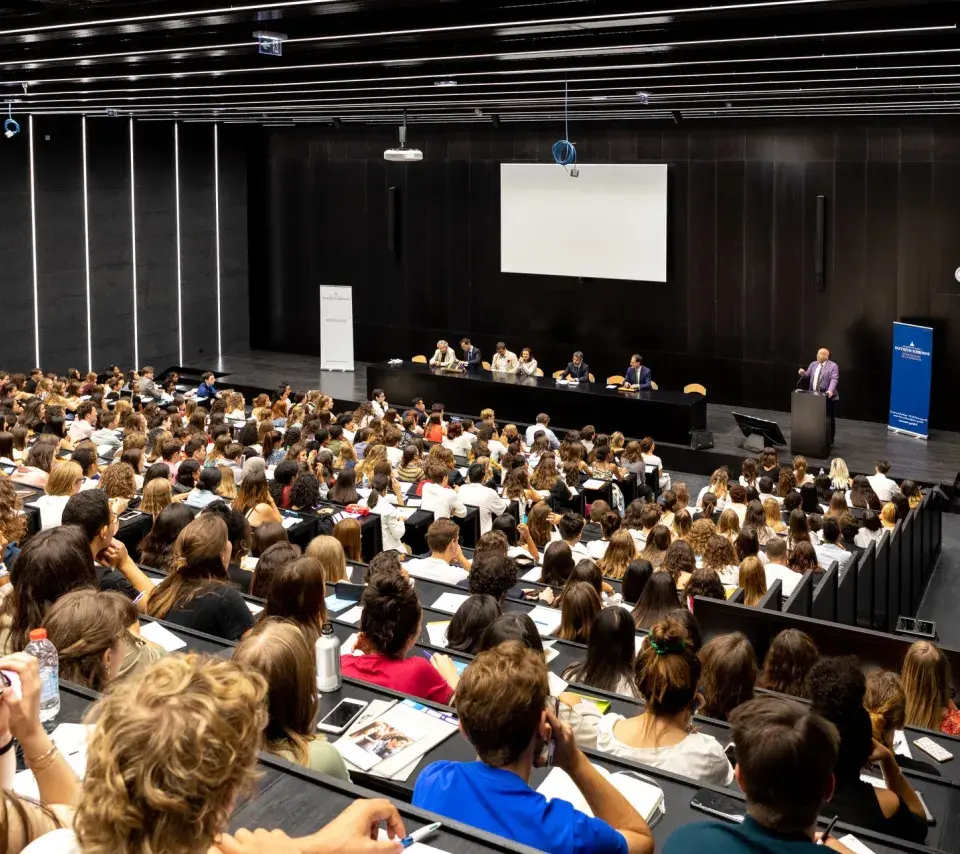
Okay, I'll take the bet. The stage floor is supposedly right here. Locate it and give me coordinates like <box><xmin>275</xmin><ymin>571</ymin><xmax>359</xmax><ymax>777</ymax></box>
<box><xmin>193</xmin><ymin>351</ymin><xmax>960</xmax><ymax>486</ymax></box>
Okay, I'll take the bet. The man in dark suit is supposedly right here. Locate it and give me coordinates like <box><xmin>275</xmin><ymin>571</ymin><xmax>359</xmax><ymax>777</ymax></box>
<box><xmin>623</xmin><ymin>354</ymin><xmax>652</xmax><ymax>390</ymax></box>
<box><xmin>459</xmin><ymin>337</ymin><xmax>482</xmax><ymax>370</ymax></box>
<box><xmin>798</xmin><ymin>347</ymin><xmax>839</xmax><ymax>443</ymax></box>
<box><xmin>561</xmin><ymin>351</ymin><xmax>590</xmax><ymax>382</ymax></box>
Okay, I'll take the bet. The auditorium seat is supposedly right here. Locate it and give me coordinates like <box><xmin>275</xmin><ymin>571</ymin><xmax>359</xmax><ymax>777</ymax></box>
<box><xmin>684</xmin><ymin>383</ymin><xmax>707</xmax><ymax>395</ymax></box>
<box><xmin>650</xmin><ymin>381</ymin><xmax>659</xmax><ymax>390</ymax></box>
<box><xmin>606</xmin><ymin>375</ymin><xmax>625</xmax><ymax>385</ymax></box>
<box><xmin>481</xmin><ymin>361</ymin><xmax>491</xmax><ymax>370</ymax></box>
<box><xmin>411</xmin><ymin>355</ymin><xmax>427</xmax><ymax>363</ymax></box>
<box><xmin>552</xmin><ymin>370</ymin><xmax>563</xmax><ymax>379</ymax></box>
<box><xmin>534</xmin><ymin>368</ymin><xmax>544</xmax><ymax>377</ymax></box>
<box><xmin>588</xmin><ymin>373</ymin><xmax>596</xmax><ymax>383</ymax></box>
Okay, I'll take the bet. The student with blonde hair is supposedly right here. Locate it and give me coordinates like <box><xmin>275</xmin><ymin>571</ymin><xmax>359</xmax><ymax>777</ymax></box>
<box><xmin>34</xmin><ymin>460</ymin><xmax>83</xmax><ymax>529</ymax></box>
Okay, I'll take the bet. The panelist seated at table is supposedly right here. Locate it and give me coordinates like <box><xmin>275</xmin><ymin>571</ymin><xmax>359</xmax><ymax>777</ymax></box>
<box><xmin>561</xmin><ymin>351</ymin><xmax>590</xmax><ymax>382</ymax></box>
<box><xmin>516</xmin><ymin>347</ymin><xmax>539</xmax><ymax>377</ymax></box>
<box><xmin>428</xmin><ymin>339</ymin><xmax>457</xmax><ymax>368</ymax></box>
<box><xmin>621</xmin><ymin>354</ymin><xmax>652</xmax><ymax>391</ymax></box>
<box><xmin>459</xmin><ymin>337</ymin><xmax>483</xmax><ymax>370</ymax></box>
<box><xmin>490</xmin><ymin>341</ymin><xmax>519</xmax><ymax>373</ymax></box>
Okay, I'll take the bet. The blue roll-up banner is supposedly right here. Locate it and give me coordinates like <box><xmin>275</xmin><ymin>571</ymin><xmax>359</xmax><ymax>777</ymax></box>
<box><xmin>888</xmin><ymin>322</ymin><xmax>933</xmax><ymax>439</ymax></box>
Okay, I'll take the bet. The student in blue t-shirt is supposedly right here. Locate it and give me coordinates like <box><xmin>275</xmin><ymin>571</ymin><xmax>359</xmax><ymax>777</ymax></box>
<box><xmin>663</xmin><ymin>696</ymin><xmax>856</xmax><ymax>854</ymax></box>
<box><xmin>412</xmin><ymin>641</ymin><xmax>654</xmax><ymax>854</ymax></box>
<box><xmin>196</xmin><ymin>371</ymin><xmax>218</xmax><ymax>402</ymax></box>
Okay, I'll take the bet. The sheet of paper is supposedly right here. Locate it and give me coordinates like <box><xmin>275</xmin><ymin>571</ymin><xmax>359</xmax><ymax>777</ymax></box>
<box><xmin>405</xmin><ymin>497</ymin><xmax>422</xmax><ymax>507</ymax></box>
<box><xmin>635</xmin><ymin>634</ymin><xmax>646</xmax><ymax>654</ymax></box>
<box><xmin>838</xmin><ymin>835</ymin><xmax>877</xmax><ymax>854</ymax></box>
<box><xmin>521</xmin><ymin>565</ymin><xmax>543</xmax><ymax>582</ymax></box>
<box><xmin>537</xmin><ymin>766</ymin><xmax>663</xmax><ymax>822</ymax></box>
<box><xmin>544</xmin><ymin>646</ymin><xmax>560</xmax><ymax>664</ymax></box>
<box><xmin>547</xmin><ymin>671</ymin><xmax>568</xmax><ymax>696</ymax></box>
<box><xmin>431</xmin><ymin>592</ymin><xmax>469</xmax><ymax>615</ymax></box>
<box><xmin>281</xmin><ymin>516</ymin><xmax>300</xmax><ymax>529</ymax></box>
<box><xmin>325</xmin><ymin>594</ymin><xmax>356</xmax><ymax>614</ymax></box>
<box><xmin>582</xmin><ymin>479</ymin><xmax>607</xmax><ymax>490</ymax></box>
<box><xmin>13</xmin><ymin>724</ymin><xmax>91</xmax><ymax>800</ymax></box>
<box><xmin>526</xmin><ymin>605</ymin><xmax>562</xmax><ymax>637</ymax></box>
<box><xmin>893</xmin><ymin>729</ymin><xmax>913</xmax><ymax>758</ymax></box>
<box><xmin>140</xmin><ymin>621</ymin><xmax>187</xmax><ymax>651</ymax></box>
<box><xmin>396</xmin><ymin>506</ymin><xmax>419</xmax><ymax>520</ymax></box>
<box><xmin>425</xmin><ymin>621</ymin><xmax>450</xmax><ymax>647</ymax></box>
<box><xmin>338</xmin><ymin>605</ymin><xmax>364</xmax><ymax>625</ymax></box>
<box><xmin>340</xmin><ymin>633</ymin><xmax>359</xmax><ymax>655</ymax></box>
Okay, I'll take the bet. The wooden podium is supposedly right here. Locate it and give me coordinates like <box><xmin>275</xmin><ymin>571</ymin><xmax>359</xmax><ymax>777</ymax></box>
<box><xmin>791</xmin><ymin>391</ymin><xmax>830</xmax><ymax>458</ymax></box>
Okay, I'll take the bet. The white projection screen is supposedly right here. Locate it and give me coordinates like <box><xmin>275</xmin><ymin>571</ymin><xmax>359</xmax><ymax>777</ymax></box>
<box><xmin>500</xmin><ymin>163</ymin><xmax>668</xmax><ymax>283</ymax></box>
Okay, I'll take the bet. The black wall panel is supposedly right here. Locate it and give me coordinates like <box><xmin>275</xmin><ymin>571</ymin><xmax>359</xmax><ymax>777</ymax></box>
<box><xmin>178</xmin><ymin>123</ymin><xmax>217</xmax><ymax>364</ymax></box>
<box><xmin>249</xmin><ymin>122</ymin><xmax>960</xmax><ymax>430</ymax></box>
<box><xmin>134</xmin><ymin>121</ymin><xmax>178</xmax><ymax>370</ymax></box>
<box><xmin>0</xmin><ymin>117</ymin><xmax>248</xmax><ymax>377</ymax></box>
<box><xmin>0</xmin><ymin>126</ymin><xmax>37</xmax><ymax>371</ymax></box>
<box><xmin>87</xmin><ymin>118</ymin><xmax>134</xmax><ymax>372</ymax></box>
<box><xmin>34</xmin><ymin>116</ymin><xmax>86</xmax><ymax>372</ymax></box>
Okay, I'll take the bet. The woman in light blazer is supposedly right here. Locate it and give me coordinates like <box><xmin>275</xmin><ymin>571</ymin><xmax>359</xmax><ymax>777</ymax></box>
<box><xmin>516</xmin><ymin>347</ymin><xmax>539</xmax><ymax>377</ymax></box>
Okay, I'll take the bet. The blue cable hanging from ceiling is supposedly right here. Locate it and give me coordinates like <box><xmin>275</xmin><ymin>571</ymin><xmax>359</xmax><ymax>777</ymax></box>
<box><xmin>552</xmin><ymin>80</ymin><xmax>576</xmax><ymax>168</ymax></box>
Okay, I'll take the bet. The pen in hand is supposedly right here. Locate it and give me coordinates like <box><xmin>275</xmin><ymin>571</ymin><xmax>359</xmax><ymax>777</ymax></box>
<box><xmin>401</xmin><ymin>822</ymin><xmax>441</xmax><ymax>848</ymax></box>
<box><xmin>816</xmin><ymin>815</ymin><xmax>839</xmax><ymax>846</ymax></box>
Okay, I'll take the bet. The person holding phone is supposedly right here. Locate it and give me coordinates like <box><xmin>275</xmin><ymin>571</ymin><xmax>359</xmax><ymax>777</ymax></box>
<box><xmin>413</xmin><ymin>641</ymin><xmax>655</xmax><ymax>854</ymax></box>
<box><xmin>664</xmin><ymin>696</ymin><xmax>855</xmax><ymax>853</ymax></box>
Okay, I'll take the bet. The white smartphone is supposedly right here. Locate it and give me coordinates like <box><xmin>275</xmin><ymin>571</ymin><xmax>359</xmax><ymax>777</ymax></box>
<box><xmin>316</xmin><ymin>698</ymin><xmax>368</xmax><ymax>734</ymax></box>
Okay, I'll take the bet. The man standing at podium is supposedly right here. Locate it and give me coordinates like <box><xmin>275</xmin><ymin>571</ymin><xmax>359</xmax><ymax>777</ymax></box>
<box><xmin>798</xmin><ymin>348</ymin><xmax>839</xmax><ymax>443</ymax></box>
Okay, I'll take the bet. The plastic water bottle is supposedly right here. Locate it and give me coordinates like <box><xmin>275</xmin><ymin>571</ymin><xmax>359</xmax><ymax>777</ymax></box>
<box><xmin>24</xmin><ymin>629</ymin><xmax>59</xmax><ymax>726</ymax></box>
<box><xmin>315</xmin><ymin>622</ymin><xmax>342</xmax><ymax>693</ymax></box>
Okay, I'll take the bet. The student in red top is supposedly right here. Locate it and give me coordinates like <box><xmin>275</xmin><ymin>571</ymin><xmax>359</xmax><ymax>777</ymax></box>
<box><xmin>341</xmin><ymin>568</ymin><xmax>459</xmax><ymax>704</ymax></box>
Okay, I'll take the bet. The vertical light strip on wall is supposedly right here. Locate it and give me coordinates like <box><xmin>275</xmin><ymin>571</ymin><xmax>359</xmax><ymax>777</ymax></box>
<box><xmin>82</xmin><ymin>117</ymin><xmax>92</xmax><ymax>372</ymax></box>
<box><xmin>213</xmin><ymin>123</ymin><xmax>222</xmax><ymax>358</ymax></box>
<box><xmin>28</xmin><ymin>115</ymin><xmax>39</xmax><ymax>367</ymax></box>
<box><xmin>129</xmin><ymin>117</ymin><xmax>139</xmax><ymax>368</ymax></box>
<box><xmin>175</xmin><ymin>122</ymin><xmax>183</xmax><ymax>364</ymax></box>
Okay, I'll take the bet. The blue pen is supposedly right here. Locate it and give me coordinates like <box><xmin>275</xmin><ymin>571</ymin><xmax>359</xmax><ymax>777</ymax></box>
<box><xmin>401</xmin><ymin>822</ymin><xmax>441</xmax><ymax>848</ymax></box>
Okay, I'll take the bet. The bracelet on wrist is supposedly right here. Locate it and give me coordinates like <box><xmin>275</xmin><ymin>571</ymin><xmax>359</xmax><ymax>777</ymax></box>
<box><xmin>25</xmin><ymin>744</ymin><xmax>59</xmax><ymax>772</ymax></box>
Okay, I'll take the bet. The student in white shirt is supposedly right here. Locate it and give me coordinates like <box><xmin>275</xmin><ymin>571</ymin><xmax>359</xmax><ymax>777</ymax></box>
<box><xmin>67</xmin><ymin>401</ymin><xmax>98</xmax><ymax>443</ymax></box>
<box><xmin>867</xmin><ymin>460</ymin><xmax>899</xmax><ymax>502</ymax></box>
<box><xmin>476</xmin><ymin>422</ymin><xmax>506</xmax><ymax>461</ymax></box>
<box><xmin>726</xmin><ymin>484</ymin><xmax>749</xmax><ymax>526</ymax></box>
<box><xmin>383</xmin><ymin>430</ymin><xmax>404</xmax><ymax>467</ymax></box>
<box><xmin>551</xmin><ymin>512</ymin><xmax>593</xmax><ymax>561</ymax></box>
<box><xmin>490</xmin><ymin>341</ymin><xmax>518</xmax><ymax>373</ymax></box>
<box><xmin>405</xmin><ymin>518</ymin><xmax>472</xmax><ymax>584</ymax></box>
<box><xmin>524</xmin><ymin>413</ymin><xmax>560</xmax><ymax>450</ymax></box>
<box><xmin>35</xmin><ymin>460</ymin><xmax>83</xmax><ymax>529</ymax></box>
<box><xmin>421</xmin><ymin>461</ymin><xmax>467</xmax><ymax>520</ymax></box>
<box><xmin>370</xmin><ymin>388</ymin><xmax>388</xmax><ymax>419</ymax></box>
<box><xmin>365</xmin><ymin>472</ymin><xmax>408</xmax><ymax>553</ymax></box>
<box><xmin>458</xmin><ymin>463</ymin><xmax>508</xmax><ymax>535</ymax></box>
<box><xmin>813</xmin><ymin>517</ymin><xmax>854</xmax><ymax>574</ymax></box>
<box><xmin>761</xmin><ymin>538</ymin><xmax>800</xmax><ymax>597</ymax></box>
<box><xmin>596</xmin><ymin>614</ymin><xmax>733</xmax><ymax>786</ymax></box>
<box><xmin>639</xmin><ymin>437</ymin><xmax>670</xmax><ymax>492</ymax></box>
<box><xmin>442</xmin><ymin>421</ymin><xmax>473</xmax><ymax>458</ymax></box>
<box><xmin>429</xmin><ymin>339</ymin><xmax>457</xmax><ymax>368</ymax></box>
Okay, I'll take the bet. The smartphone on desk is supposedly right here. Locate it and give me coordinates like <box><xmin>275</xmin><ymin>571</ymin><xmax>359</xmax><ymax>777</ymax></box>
<box><xmin>690</xmin><ymin>788</ymin><xmax>746</xmax><ymax>823</ymax></box>
<box><xmin>316</xmin><ymin>698</ymin><xmax>369</xmax><ymax>734</ymax></box>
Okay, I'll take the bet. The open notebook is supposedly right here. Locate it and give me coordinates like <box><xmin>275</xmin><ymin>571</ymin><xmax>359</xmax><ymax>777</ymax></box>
<box><xmin>537</xmin><ymin>764</ymin><xmax>665</xmax><ymax>823</ymax></box>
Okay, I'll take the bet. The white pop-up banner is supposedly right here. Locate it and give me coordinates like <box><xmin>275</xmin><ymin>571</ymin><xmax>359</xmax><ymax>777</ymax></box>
<box><xmin>319</xmin><ymin>285</ymin><xmax>355</xmax><ymax>371</ymax></box>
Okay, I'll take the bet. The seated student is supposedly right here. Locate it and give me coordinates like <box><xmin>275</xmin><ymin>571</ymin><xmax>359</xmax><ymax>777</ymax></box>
<box><xmin>538</xmin><ymin>540</ymin><xmax>576</xmax><ymax>590</ymax></box>
<box><xmin>233</xmin><ymin>619</ymin><xmax>349</xmax><ymax>779</ymax></box>
<box><xmin>467</xmin><ymin>553</ymin><xmax>520</xmax><ymax>603</ymax></box>
<box><xmin>341</xmin><ymin>569</ymin><xmax>458</xmax><ymax>704</ymax></box>
<box><xmin>260</xmin><ymin>556</ymin><xmax>328</xmax><ymax>643</ymax></box>
<box><xmin>900</xmin><ymin>640</ymin><xmax>960</xmax><ymax>735</ymax></box>
<box><xmin>34</xmin><ymin>460</ymin><xmax>83</xmax><ymax>529</ymax></box>
<box><xmin>739</xmin><ymin>555</ymin><xmax>768</xmax><ymax>606</ymax></box>
<box><xmin>234</xmin><ymin>469</ymin><xmax>283</xmax><ymax>529</ymax></box>
<box><xmin>420</xmin><ymin>460</ymin><xmax>467</xmax><ymax>520</ymax></box>
<box><xmin>865</xmin><ymin>669</ymin><xmax>941</xmax><ymax>777</ymax></box>
<box><xmin>405</xmin><ymin>518</ymin><xmax>472</xmax><ymax>584</ymax></box>
<box><xmin>639</xmin><ymin>436</ymin><xmax>669</xmax><ymax>491</ymax></box>
<box><xmin>596</xmin><ymin>615</ymin><xmax>734</xmax><ymax>785</ymax></box>
<box><xmin>45</xmin><ymin>588</ymin><xmax>137</xmax><ymax>691</ymax></box>
<box><xmin>556</xmin><ymin>582</ymin><xmax>601</xmax><ymax>643</ymax></box>
<box><xmin>459</xmin><ymin>462</ymin><xmax>508</xmax><ymax>535</ymax></box>
<box><xmin>663</xmin><ymin>696</ymin><xmax>852</xmax><ymax>854</ymax></box>
<box><xmin>814</xmin><ymin>517</ymin><xmax>854</xmax><ymax>574</ymax></box>
<box><xmin>631</xmin><ymin>572</ymin><xmax>681</xmax><ymax>630</ymax></box>
<box><xmin>867</xmin><ymin>459</ymin><xmax>899</xmax><ymax>502</ymax></box>
<box><xmin>195</xmin><ymin>370</ymin><xmax>219</xmax><ymax>402</ymax></box>
<box><xmin>553</xmin><ymin>512</ymin><xmax>592</xmax><ymax>561</ymax></box>
<box><xmin>183</xmin><ymin>466</ymin><xmax>223</xmax><ymax>510</ymax></box>
<box><xmin>61</xmin><ymin>489</ymin><xmax>154</xmax><ymax>600</ymax></box>
<box><xmin>145</xmin><ymin>514</ymin><xmax>254</xmax><ymax>641</ymax></box>
<box><xmin>587</xmin><ymin>510</ymin><xmax>624</xmax><ymax>560</ymax></box>
<box><xmin>446</xmin><ymin>594</ymin><xmax>502</xmax><ymax>655</ymax></box>
<box><xmin>413</xmin><ymin>641</ymin><xmax>655</xmax><ymax>854</ymax></box>
<box><xmin>61</xmin><ymin>654</ymin><xmax>400</xmax><ymax>854</ymax></box>
<box><xmin>698</xmin><ymin>632</ymin><xmax>756</xmax><ymax>721</ymax></box>
<box><xmin>562</xmin><ymin>606</ymin><xmax>640</xmax><ymax>699</ymax></box>
<box><xmin>759</xmin><ymin>537</ymin><xmax>799</xmax><ymax>598</ymax></box>
<box><xmin>756</xmin><ymin>628</ymin><xmax>819</xmax><ymax>698</ymax></box>
<box><xmin>250</xmin><ymin>541</ymin><xmax>301</xmax><ymax>598</ymax></box>
<box><xmin>809</xmin><ymin>656</ymin><xmax>927</xmax><ymax>842</ymax></box>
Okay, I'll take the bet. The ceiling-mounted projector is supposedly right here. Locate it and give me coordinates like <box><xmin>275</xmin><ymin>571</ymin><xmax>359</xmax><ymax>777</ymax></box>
<box><xmin>384</xmin><ymin>112</ymin><xmax>422</xmax><ymax>162</ymax></box>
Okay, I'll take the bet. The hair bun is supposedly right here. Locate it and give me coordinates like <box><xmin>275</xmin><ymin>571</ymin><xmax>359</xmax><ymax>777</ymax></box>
<box><xmin>648</xmin><ymin>615</ymin><xmax>689</xmax><ymax>656</ymax></box>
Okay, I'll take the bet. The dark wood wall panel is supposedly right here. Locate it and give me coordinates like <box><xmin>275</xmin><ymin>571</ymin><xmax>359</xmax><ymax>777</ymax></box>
<box><xmin>250</xmin><ymin>122</ymin><xmax>960</xmax><ymax>431</ymax></box>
